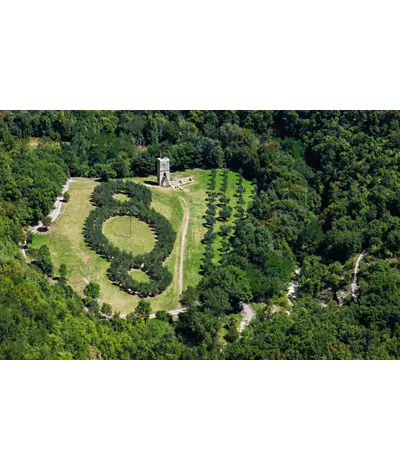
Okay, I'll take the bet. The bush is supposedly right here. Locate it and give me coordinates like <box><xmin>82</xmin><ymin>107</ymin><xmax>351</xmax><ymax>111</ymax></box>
<box><xmin>43</xmin><ymin>216</ymin><xmax>52</xmax><ymax>230</ymax></box>
<box><xmin>84</xmin><ymin>281</ymin><xmax>100</xmax><ymax>299</ymax></box>
<box><xmin>36</xmin><ymin>245</ymin><xmax>54</xmax><ymax>276</ymax></box>
<box><xmin>219</xmin><ymin>205</ymin><xmax>232</xmax><ymax>221</ymax></box>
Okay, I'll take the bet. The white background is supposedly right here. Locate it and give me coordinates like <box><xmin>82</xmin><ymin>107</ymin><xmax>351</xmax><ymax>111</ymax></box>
<box><xmin>1</xmin><ymin>0</ymin><xmax>400</xmax><ymax>469</ymax></box>
<box><xmin>2</xmin><ymin>0</ymin><xmax>400</xmax><ymax>110</ymax></box>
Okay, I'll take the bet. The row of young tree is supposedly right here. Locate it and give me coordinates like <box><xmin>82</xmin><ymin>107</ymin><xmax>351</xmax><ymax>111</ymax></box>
<box><xmin>218</xmin><ymin>170</ymin><xmax>247</xmax><ymax>255</ymax></box>
<box><xmin>200</xmin><ymin>169</ymin><xmax>237</xmax><ymax>269</ymax></box>
<box><xmin>200</xmin><ymin>169</ymin><xmax>218</xmax><ymax>275</ymax></box>
<box><xmin>84</xmin><ymin>181</ymin><xmax>176</xmax><ymax>297</ymax></box>
<box><xmin>218</xmin><ymin>171</ymin><xmax>232</xmax><ymax>255</ymax></box>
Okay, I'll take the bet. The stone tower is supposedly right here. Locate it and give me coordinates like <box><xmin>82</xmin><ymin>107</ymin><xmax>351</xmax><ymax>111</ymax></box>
<box><xmin>157</xmin><ymin>157</ymin><xmax>170</xmax><ymax>186</ymax></box>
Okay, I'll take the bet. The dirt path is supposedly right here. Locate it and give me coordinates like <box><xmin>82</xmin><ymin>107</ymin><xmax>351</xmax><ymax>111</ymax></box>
<box><xmin>50</xmin><ymin>179</ymin><xmax>75</xmax><ymax>222</ymax></box>
<box><xmin>351</xmin><ymin>252</ymin><xmax>365</xmax><ymax>299</ymax></box>
<box><xmin>21</xmin><ymin>178</ymin><xmax>75</xmax><ymax>259</ymax></box>
<box><xmin>179</xmin><ymin>201</ymin><xmax>190</xmax><ymax>295</ymax></box>
<box><xmin>31</xmin><ymin>178</ymin><xmax>74</xmax><ymax>233</ymax></box>
<box><xmin>286</xmin><ymin>266</ymin><xmax>301</xmax><ymax>312</ymax></box>
<box><xmin>165</xmin><ymin>195</ymin><xmax>189</xmax><ymax>310</ymax></box>
<box><xmin>149</xmin><ymin>307</ymin><xmax>187</xmax><ymax>320</ymax></box>
<box><xmin>239</xmin><ymin>303</ymin><xmax>256</xmax><ymax>333</ymax></box>
<box><xmin>239</xmin><ymin>265</ymin><xmax>301</xmax><ymax>332</ymax></box>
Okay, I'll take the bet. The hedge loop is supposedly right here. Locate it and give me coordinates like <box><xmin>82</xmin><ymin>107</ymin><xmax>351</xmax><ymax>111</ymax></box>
<box><xmin>84</xmin><ymin>180</ymin><xmax>176</xmax><ymax>297</ymax></box>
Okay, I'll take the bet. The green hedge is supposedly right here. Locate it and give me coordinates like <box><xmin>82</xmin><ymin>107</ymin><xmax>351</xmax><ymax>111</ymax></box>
<box><xmin>84</xmin><ymin>180</ymin><xmax>176</xmax><ymax>297</ymax></box>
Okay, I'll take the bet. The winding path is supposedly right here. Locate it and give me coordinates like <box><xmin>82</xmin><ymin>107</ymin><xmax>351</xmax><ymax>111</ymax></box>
<box><xmin>50</xmin><ymin>179</ymin><xmax>75</xmax><ymax>221</ymax></box>
<box><xmin>239</xmin><ymin>303</ymin><xmax>256</xmax><ymax>333</ymax></box>
<box><xmin>152</xmin><ymin>198</ymin><xmax>190</xmax><ymax>319</ymax></box>
<box><xmin>21</xmin><ymin>179</ymin><xmax>75</xmax><ymax>259</ymax></box>
<box><xmin>178</xmin><ymin>198</ymin><xmax>190</xmax><ymax>296</ymax></box>
<box><xmin>351</xmin><ymin>252</ymin><xmax>365</xmax><ymax>299</ymax></box>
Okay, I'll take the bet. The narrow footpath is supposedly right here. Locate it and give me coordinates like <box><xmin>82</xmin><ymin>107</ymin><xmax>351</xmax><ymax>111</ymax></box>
<box><xmin>351</xmin><ymin>252</ymin><xmax>365</xmax><ymax>299</ymax></box>
<box><xmin>239</xmin><ymin>303</ymin><xmax>256</xmax><ymax>333</ymax></box>
<box><xmin>154</xmin><ymin>198</ymin><xmax>190</xmax><ymax>319</ymax></box>
<box><xmin>21</xmin><ymin>178</ymin><xmax>75</xmax><ymax>259</ymax></box>
<box><xmin>179</xmin><ymin>205</ymin><xmax>190</xmax><ymax>296</ymax></box>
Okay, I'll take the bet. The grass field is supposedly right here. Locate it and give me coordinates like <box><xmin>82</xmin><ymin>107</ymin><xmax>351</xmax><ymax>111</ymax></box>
<box><xmin>130</xmin><ymin>270</ymin><xmax>151</xmax><ymax>283</ymax></box>
<box><xmin>103</xmin><ymin>216</ymin><xmax>156</xmax><ymax>255</ymax></box>
<box><xmin>112</xmin><ymin>193</ymin><xmax>131</xmax><ymax>202</ymax></box>
<box><xmin>31</xmin><ymin>169</ymin><xmax>253</xmax><ymax>315</ymax></box>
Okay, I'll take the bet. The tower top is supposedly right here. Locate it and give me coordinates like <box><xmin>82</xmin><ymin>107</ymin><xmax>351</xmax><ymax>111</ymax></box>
<box><xmin>156</xmin><ymin>157</ymin><xmax>170</xmax><ymax>186</ymax></box>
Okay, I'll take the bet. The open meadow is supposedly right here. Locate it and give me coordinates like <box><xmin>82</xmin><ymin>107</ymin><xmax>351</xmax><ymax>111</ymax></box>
<box><xmin>31</xmin><ymin>169</ymin><xmax>253</xmax><ymax>315</ymax></box>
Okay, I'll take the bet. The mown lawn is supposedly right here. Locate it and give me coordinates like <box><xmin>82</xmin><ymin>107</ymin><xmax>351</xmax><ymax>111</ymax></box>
<box><xmin>130</xmin><ymin>269</ymin><xmax>151</xmax><ymax>283</ymax></box>
<box><xmin>103</xmin><ymin>216</ymin><xmax>156</xmax><ymax>255</ymax></box>
<box><xmin>112</xmin><ymin>193</ymin><xmax>131</xmax><ymax>202</ymax></box>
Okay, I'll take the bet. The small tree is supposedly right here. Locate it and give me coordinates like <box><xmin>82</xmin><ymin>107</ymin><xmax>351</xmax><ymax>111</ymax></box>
<box><xmin>26</xmin><ymin>230</ymin><xmax>33</xmax><ymax>245</ymax></box>
<box><xmin>101</xmin><ymin>303</ymin><xmax>113</xmax><ymax>317</ymax></box>
<box><xmin>86</xmin><ymin>299</ymin><xmax>99</xmax><ymax>314</ymax></box>
<box><xmin>59</xmin><ymin>263</ymin><xmax>68</xmax><ymax>282</ymax></box>
<box><xmin>155</xmin><ymin>310</ymin><xmax>171</xmax><ymax>323</ymax></box>
<box><xmin>180</xmin><ymin>286</ymin><xmax>198</xmax><ymax>307</ymax></box>
<box><xmin>37</xmin><ymin>245</ymin><xmax>54</xmax><ymax>276</ymax></box>
<box><xmin>99</xmin><ymin>166</ymin><xmax>116</xmax><ymax>182</ymax></box>
<box><xmin>42</xmin><ymin>216</ymin><xmax>52</xmax><ymax>230</ymax></box>
<box><xmin>64</xmin><ymin>192</ymin><xmax>71</xmax><ymax>202</ymax></box>
<box><xmin>221</xmin><ymin>239</ymin><xmax>230</xmax><ymax>253</ymax></box>
<box><xmin>219</xmin><ymin>206</ymin><xmax>232</xmax><ymax>222</ymax></box>
<box><xmin>84</xmin><ymin>282</ymin><xmax>100</xmax><ymax>300</ymax></box>
<box><xmin>220</xmin><ymin>224</ymin><xmax>232</xmax><ymax>237</ymax></box>
<box><xmin>219</xmin><ymin>195</ymin><xmax>230</xmax><ymax>206</ymax></box>
<box><xmin>135</xmin><ymin>299</ymin><xmax>152</xmax><ymax>320</ymax></box>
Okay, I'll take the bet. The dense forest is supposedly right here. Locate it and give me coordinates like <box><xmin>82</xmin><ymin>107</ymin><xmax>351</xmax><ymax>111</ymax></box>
<box><xmin>2</xmin><ymin>110</ymin><xmax>400</xmax><ymax>359</ymax></box>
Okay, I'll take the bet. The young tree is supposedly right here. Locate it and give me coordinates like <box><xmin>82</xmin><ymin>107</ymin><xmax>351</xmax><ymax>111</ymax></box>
<box><xmin>86</xmin><ymin>299</ymin><xmax>100</xmax><ymax>314</ymax></box>
<box><xmin>59</xmin><ymin>263</ymin><xmax>68</xmax><ymax>282</ymax></box>
<box><xmin>84</xmin><ymin>282</ymin><xmax>100</xmax><ymax>300</ymax></box>
<box><xmin>99</xmin><ymin>166</ymin><xmax>117</xmax><ymax>182</ymax></box>
<box><xmin>219</xmin><ymin>205</ymin><xmax>232</xmax><ymax>221</ymax></box>
<box><xmin>64</xmin><ymin>191</ymin><xmax>71</xmax><ymax>202</ymax></box>
<box><xmin>101</xmin><ymin>302</ymin><xmax>113</xmax><ymax>317</ymax></box>
<box><xmin>181</xmin><ymin>286</ymin><xmax>199</xmax><ymax>307</ymax></box>
<box><xmin>220</xmin><ymin>224</ymin><xmax>232</xmax><ymax>237</ymax></box>
<box><xmin>221</xmin><ymin>239</ymin><xmax>230</xmax><ymax>253</ymax></box>
<box><xmin>135</xmin><ymin>299</ymin><xmax>152</xmax><ymax>320</ymax></box>
<box><xmin>26</xmin><ymin>230</ymin><xmax>33</xmax><ymax>245</ymax></box>
<box><xmin>36</xmin><ymin>245</ymin><xmax>54</xmax><ymax>276</ymax></box>
<box><xmin>42</xmin><ymin>216</ymin><xmax>52</xmax><ymax>230</ymax></box>
<box><xmin>155</xmin><ymin>310</ymin><xmax>172</xmax><ymax>323</ymax></box>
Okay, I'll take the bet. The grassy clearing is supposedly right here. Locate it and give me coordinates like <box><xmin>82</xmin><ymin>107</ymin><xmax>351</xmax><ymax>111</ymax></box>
<box><xmin>30</xmin><ymin>169</ymin><xmax>252</xmax><ymax>315</ymax></box>
<box><xmin>31</xmin><ymin>177</ymin><xmax>187</xmax><ymax>313</ymax></box>
<box><xmin>112</xmin><ymin>193</ymin><xmax>131</xmax><ymax>202</ymax></box>
<box><xmin>102</xmin><ymin>216</ymin><xmax>156</xmax><ymax>255</ymax></box>
<box><xmin>130</xmin><ymin>270</ymin><xmax>151</xmax><ymax>283</ymax></box>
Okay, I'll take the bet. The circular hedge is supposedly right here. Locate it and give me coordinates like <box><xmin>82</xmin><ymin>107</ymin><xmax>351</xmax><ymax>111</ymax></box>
<box><xmin>84</xmin><ymin>180</ymin><xmax>176</xmax><ymax>297</ymax></box>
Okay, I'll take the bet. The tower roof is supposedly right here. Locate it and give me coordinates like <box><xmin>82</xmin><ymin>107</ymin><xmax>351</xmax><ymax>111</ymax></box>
<box><xmin>157</xmin><ymin>157</ymin><xmax>170</xmax><ymax>162</ymax></box>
